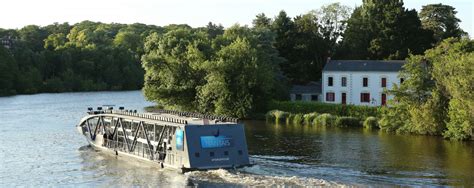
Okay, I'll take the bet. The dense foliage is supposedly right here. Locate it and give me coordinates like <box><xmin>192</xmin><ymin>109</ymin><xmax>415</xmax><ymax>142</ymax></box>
<box><xmin>0</xmin><ymin>21</ymin><xmax>165</xmax><ymax>95</ymax></box>
<box><xmin>142</xmin><ymin>25</ymin><xmax>284</xmax><ymax>118</ymax></box>
<box><xmin>419</xmin><ymin>4</ymin><xmax>467</xmax><ymax>44</ymax></box>
<box><xmin>337</xmin><ymin>0</ymin><xmax>434</xmax><ymax>60</ymax></box>
<box><xmin>379</xmin><ymin>38</ymin><xmax>474</xmax><ymax>140</ymax></box>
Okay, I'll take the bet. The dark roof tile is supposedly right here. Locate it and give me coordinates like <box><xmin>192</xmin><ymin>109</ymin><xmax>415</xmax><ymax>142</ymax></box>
<box><xmin>323</xmin><ymin>60</ymin><xmax>405</xmax><ymax>72</ymax></box>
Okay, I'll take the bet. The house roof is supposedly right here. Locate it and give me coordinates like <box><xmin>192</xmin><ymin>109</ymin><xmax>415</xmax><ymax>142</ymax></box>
<box><xmin>290</xmin><ymin>81</ymin><xmax>321</xmax><ymax>94</ymax></box>
<box><xmin>323</xmin><ymin>60</ymin><xmax>405</xmax><ymax>72</ymax></box>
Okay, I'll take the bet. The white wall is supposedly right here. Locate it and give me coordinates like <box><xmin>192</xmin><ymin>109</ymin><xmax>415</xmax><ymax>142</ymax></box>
<box><xmin>322</xmin><ymin>71</ymin><xmax>402</xmax><ymax>106</ymax></box>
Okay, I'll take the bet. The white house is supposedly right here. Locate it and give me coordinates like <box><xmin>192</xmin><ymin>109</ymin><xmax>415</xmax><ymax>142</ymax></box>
<box><xmin>322</xmin><ymin>60</ymin><xmax>405</xmax><ymax>106</ymax></box>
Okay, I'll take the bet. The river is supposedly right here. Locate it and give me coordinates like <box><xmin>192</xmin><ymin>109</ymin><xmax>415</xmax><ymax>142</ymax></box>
<box><xmin>0</xmin><ymin>91</ymin><xmax>472</xmax><ymax>187</ymax></box>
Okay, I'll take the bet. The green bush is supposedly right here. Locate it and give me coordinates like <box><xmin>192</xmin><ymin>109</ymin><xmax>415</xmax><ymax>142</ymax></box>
<box><xmin>314</xmin><ymin>113</ymin><xmax>336</xmax><ymax>126</ymax></box>
<box><xmin>303</xmin><ymin>112</ymin><xmax>319</xmax><ymax>125</ymax></box>
<box><xmin>363</xmin><ymin>116</ymin><xmax>379</xmax><ymax>129</ymax></box>
<box><xmin>335</xmin><ymin>116</ymin><xmax>361</xmax><ymax>127</ymax></box>
<box><xmin>293</xmin><ymin>113</ymin><xmax>304</xmax><ymax>124</ymax></box>
<box><xmin>267</xmin><ymin>101</ymin><xmax>380</xmax><ymax>120</ymax></box>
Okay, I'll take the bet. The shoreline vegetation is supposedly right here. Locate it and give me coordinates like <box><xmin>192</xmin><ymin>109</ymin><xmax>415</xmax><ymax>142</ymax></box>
<box><xmin>265</xmin><ymin>101</ymin><xmax>380</xmax><ymax>128</ymax></box>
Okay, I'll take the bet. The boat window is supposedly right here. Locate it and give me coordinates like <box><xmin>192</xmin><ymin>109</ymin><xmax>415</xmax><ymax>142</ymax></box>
<box><xmin>210</xmin><ymin>152</ymin><xmax>214</xmax><ymax>157</ymax></box>
<box><xmin>195</xmin><ymin>152</ymin><xmax>200</xmax><ymax>158</ymax></box>
<box><xmin>238</xmin><ymin>150</ymin><xmax>243</xmax><ymax>155</ymax></box>
<box><xmin>224</xmin><ymin>151</ymin><xmax>229</xmax><ymax>156</ymax></box>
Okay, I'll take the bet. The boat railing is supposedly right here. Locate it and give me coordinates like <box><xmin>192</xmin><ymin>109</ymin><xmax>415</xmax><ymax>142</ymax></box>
<box><xmin>103</xmin><ymin>139</ymin><xmax>154</xmax><ymax>160</ymax></box>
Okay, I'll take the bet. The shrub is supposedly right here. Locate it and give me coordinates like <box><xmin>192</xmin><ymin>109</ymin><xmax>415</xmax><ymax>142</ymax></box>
<box><xmin>314</xmin><ymin>113</ymin><xmax>336</xmax><ymax>126</ymax></box>
<box><xmin>303</xmin><ymin>112</ymin><xmax>319</xmax><ymax>125</ymax></box>
<box><xmin>293</xmin><ymin>113</ymin><xmax>304</xmax><ymax>124</ymax></box>
<box><xmin>335</xmin><ymin>116</ymin><xmax>361</xmax><ymax>127</ymax></box>
<box><xmin>266</xmin><ymin>110</ymin><xmax>289</xmax><ymax>123</ymax></box>
<box><xmin>363</xmin><ymin>116</ymin><xmax>379</xmax><ymax>129</ymax></box>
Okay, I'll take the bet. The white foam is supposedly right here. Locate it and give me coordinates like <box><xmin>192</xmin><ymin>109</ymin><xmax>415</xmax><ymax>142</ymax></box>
<box><xmin>186</xmin><ymin>168</ymin><xmax>330</xmax><ymax>187</ymax></box>
<box><xmin>251</xmin><ymin>155</ymin><xmax>303</xmax><ymax>161</ymax></box>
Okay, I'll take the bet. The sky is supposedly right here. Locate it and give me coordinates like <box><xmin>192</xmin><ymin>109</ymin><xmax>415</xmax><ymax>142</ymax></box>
<box><xmin>1</xmin><ymin>0</ymin><xmax>473</xmax><ymax>37</ymax></box>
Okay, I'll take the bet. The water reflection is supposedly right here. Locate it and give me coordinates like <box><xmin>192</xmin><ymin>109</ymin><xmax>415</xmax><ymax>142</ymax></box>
<box><xmin>244</xmin><ymin>120</ymin><xmax>474</xmax><ymax>186</ymax></box>
<box><xmin>77</xmin><ymin>145</ymin><xmax>190</xmax><ymax>187</ymax></box>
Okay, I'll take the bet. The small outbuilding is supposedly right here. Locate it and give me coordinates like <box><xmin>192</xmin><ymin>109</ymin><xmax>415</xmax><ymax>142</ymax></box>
<box><xmin>289</xmin><ymin>81</ymin><xmax>322</xmax><ymax>102</ymax></box>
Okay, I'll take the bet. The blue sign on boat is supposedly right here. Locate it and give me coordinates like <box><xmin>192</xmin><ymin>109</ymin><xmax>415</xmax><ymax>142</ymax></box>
<box><xmin>200</xmin><ymin>135</ymin><xmax>233</xmax><ymax>149</ymax></box>
<box><xmin>176</xmin><ymin>129</ymin><xmax>184</xmax><ymax>150</ymax></box>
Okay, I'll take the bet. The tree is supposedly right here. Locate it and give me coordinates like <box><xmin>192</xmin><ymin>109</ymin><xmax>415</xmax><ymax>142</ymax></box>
<box><xmin>290</xmin><ymin>12</ymin><xmax>327</xmax><ymax>83</ymax></box>
<box><xmin>142</xmin><ymin>28</ymin><xmax>209</xmax><ymax>110</ymax></box>
<box><xmin>419</xmin><ymin>4</ymin><xmax>467</xmax><ymax>44</ymax></box>
<box><xmin>338</xmin><ymin>0</ymin><xmax>434</xmax><ymax>60</ymax></box>
<box><xmin>380</xmin><ymin>38</ymin><xmax>474</xmax><ymax>140</ymax></box>
<box><xmin>252</xmin><ymin>13</ymin><xmax>272</xmax><ymax>29</ymax></box>
<box><xmin>141</xmin><ymin>25</ymin><xmax>283</xmax><ymax>117</ymax></box>
<box><xmin>271</xmin><ymin>10</ymin><xmax>329</xmax><ymax>83</ymax></box>
<box><xmin>272</xmin><ymin>10</ymin><xmax>294</xmax><ymax>72</ymax></box>
<box><xmin>316</xmin><ymin>3</ymin><xmax>351</xmax><ymax>51</ymax></box>
<box><xmin>0</xmin><ymin>47</ymin><xmax>19</xmax><ymax>95</ymax></box>
<box><xmin>197</xmin><ymin>25</ymin><xmax>282</xmax><ymax>117</ymax></box>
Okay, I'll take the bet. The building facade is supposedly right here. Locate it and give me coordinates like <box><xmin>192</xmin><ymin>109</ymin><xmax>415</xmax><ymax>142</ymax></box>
<box><xmin>322</xmin><ymin>60</ymin><xmax>405</xmax><ymax>106</ymax></box>
<box><xmin>289</xmin><ymin>81</ymin><xmax>322</xmax><ymax>102</ymax></box>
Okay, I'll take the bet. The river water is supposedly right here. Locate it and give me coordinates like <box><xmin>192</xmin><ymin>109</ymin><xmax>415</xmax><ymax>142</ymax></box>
<box><xmin>0</xmin><ymin>91</ymin><xmax>472</xmax><ymax>187</ymax></box>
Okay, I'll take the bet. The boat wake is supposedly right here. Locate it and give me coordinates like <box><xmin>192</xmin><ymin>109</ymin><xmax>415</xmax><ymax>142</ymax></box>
<box><xmin>185</xmin><ymin>155</ymin><xmax>334</xmax><ymax>187</ymax></box>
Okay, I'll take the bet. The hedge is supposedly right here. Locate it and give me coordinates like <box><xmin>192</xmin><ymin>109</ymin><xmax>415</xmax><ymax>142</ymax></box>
<box><xmin>267</xmin><ymin>100</ymin><xmax>381</xmax><ymax>120</ymax></box>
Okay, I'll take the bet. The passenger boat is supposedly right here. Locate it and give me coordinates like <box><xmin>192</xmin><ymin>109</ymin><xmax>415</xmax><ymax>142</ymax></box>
<box><xmin>76</xmin><ymin>107</ymin><xmax>251</xmax><ymax>173</ymax></box>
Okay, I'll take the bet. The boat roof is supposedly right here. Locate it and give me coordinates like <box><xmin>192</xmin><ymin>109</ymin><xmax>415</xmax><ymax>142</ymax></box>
<box><xmin>88</xmin><ymin>109</ymin><xmax>239</xmax><ymax>126</ymax></box>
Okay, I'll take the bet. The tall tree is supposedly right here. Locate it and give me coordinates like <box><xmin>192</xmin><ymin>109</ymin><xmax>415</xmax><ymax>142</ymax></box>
<box><xmin>272</xmin><ymin>10</ymin><xmax>294</xmax><ymax>74</ymax></box>
<box><xmin>252</xmin><ymin>13</ymin><xmax>272</xmax><ymax>29</ymax></box>
<box><xmin>338</xmin><ymin>0</ymin><xmax>434</xmax><ymax>60</ymax></box>
<box><xmin>316</xmin><ymin>3</ymin><xmax>351</xmax><ymax>52</ymax></box>
<box><xmin>419</xmin><ymin>4</ymin><xmax>467</xmax><ymax>44</ymax></box>
<box><xmin>290</xmin><ymin>12</ymin><xmax>327</xmax><ymax>83</ymax></box>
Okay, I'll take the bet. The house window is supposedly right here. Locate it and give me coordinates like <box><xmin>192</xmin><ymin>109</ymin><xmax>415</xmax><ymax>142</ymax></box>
<box><xmin>360</xmin><ymin>93</ymin><xmax>370</xmax><ymax>103</ymax></box>
<box><xmin>381</xmin><ymin>78</ymin><xmax>387</xmax><ymax>88</ymax></box>
<box><xmin>341</xmin><ymin>77</ymin><xmax>347</xmax><ymax>87</ymax></box>
<box><xmin>328</xmin><ymin>77</ymin><xmax>333</xmax><ymax>86</ymax></box>
<box><xmin>326</xmin><ymin>92</ymin><xmax>335</xmax><ymax>102</ymax></box>
<box><xmin>400</xmin><ymin>78</ymin><xmax>405</xmax><ymax>84</ymax></box>
<box><xmin>363</xmin><ymin>77</ymin><xmax>368</xmax><ymax>87</ymax></box>
<box><xmin>295</xmin><ymin>94</ymin><xmax>302</xmax><ymax>100</ymax></box>
<box><xmin>311</xmin><ymin>95</ymin><xmax>318</xmax><ymax>101</ymax></box>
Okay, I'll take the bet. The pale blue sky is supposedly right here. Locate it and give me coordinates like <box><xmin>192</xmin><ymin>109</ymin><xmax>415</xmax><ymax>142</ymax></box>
<box><xmin>2</xmin><ymin>0</ymin><xmax>473</xmax><ymax>37</ymax></box>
